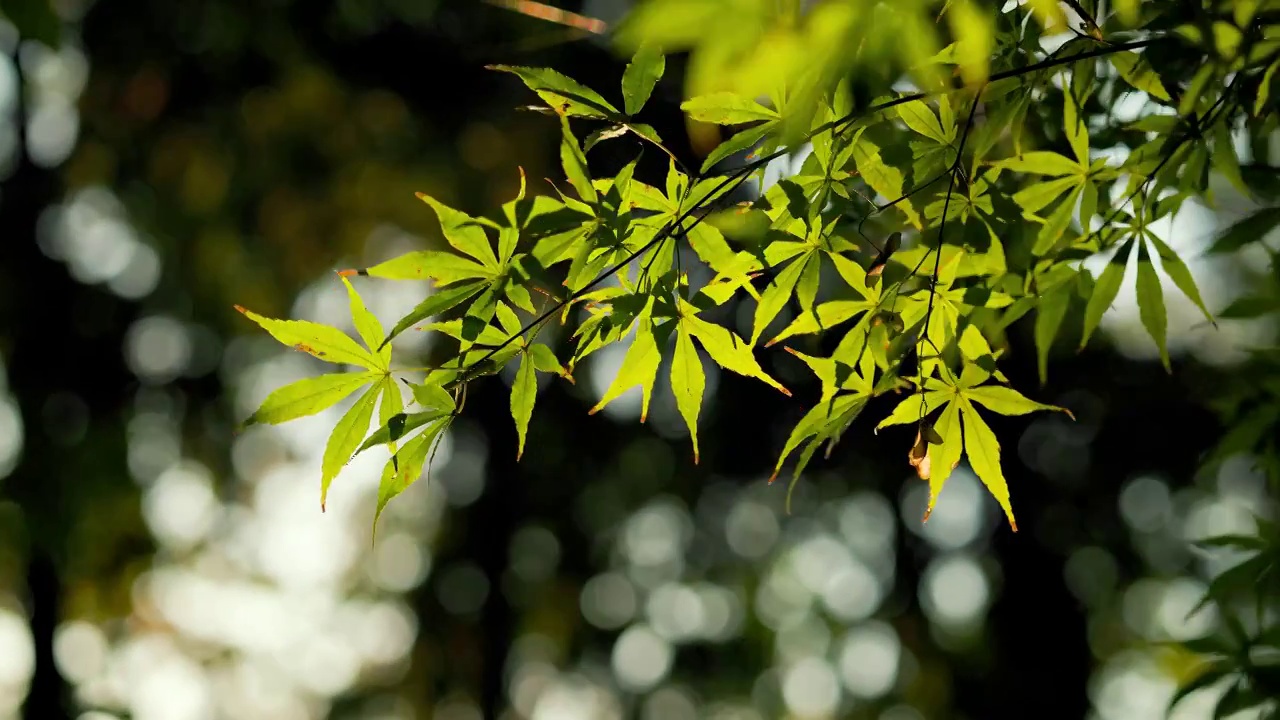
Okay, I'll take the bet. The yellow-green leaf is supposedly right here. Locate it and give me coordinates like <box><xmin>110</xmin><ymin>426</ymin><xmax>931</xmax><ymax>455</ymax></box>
<box><xmin>964</xmin><ymin>385</ymin><xmax>1071</xmax><ymax>418</ymax></box>
<box><xmin>511</xmin><ymin>351</ymin><xmax>537</xmax><ymax>460</ymax></box>
<box><xmin>383</xmin><ymin>280</ymin><xmax>487</xmax><ymax>348</ymax></box>
<box><xmin>374</xmin><ymin>417</ymin><xmax>450</xmax><ymax>534</ymax></box>
<box><xmin>681</xmin><ymin>92</ymin><xmax>779</xmax><ymax>125</ymax></box>
<box><xmin>670</xmin><ymin>321</ymin><xmax>705</xmax><ymax>463</ymax></box>
<box><xmin>751</xmin><ymin>253</ymin><xmax>810</xmax><ymax>345</ymax></box>
<box><xmin>356</xmin><ymin>409</ymin><xmax>451</xmax><ymax>456</ymax></box>
<box><xmin>1135</xmin><ymin>241</ymin><xmax>1171</xmax><ymax>371</ymax></box>
<box><xmin>876</xmin><ymin>391</ymin><xmax>953</xmax><ymax>431</ymax></box>
<box><xmin>358</xmin><ymin>251</ymin><xmax>493</xmax><ymax>285</ymax></box>
<box><xmin>242</xmin><ymin>371</ymin><xmax>378</xmax><ymax>427</ymax></box>
<box><xmin>997</xmin><ymin>152</ymin><xmax>1081</xmax><ymax>176</ymax></box>
<box><xmin>342</xmin><ymin>277</ymin><xmax>389</xmax><ymax>369</ymax></box>
<box><xmin>416</xmin><ymin>193</ymin><xmax>500</xmax><ymax>269</ymax></box>
<box><xmin>1063</xmin><ymin>91</ymin><xmax>1089</xmax><ymax>166</ymax></box>
<box><xmin>684</xmin><ymin>307</ymin><xmax>790</xmax><ymax>396</ymax></box>
<box><xmin>960</xmin><ymin>400</ymin><xmax>1017</xmax><ymax>531</ymax></box>
<box><xmin>560</xmin><ymin>117</ymin><xmax>598</xmax><ymax>204</ymax></box>
<box><xmin>946</xmin><ymin>0</ymin><xmax>993</xmax><ymax>86</ymax></box>
<box><xmin>1081</xmin><ymin>240</ymin><xmax>1133</xmax><ymax>348</ymax></box>
<box><xmin>1110</xmin><ymin>52</ymin><xmax>1172</xmax><ymax>101</ymax></box>
<box><xmin>923</xmin><ymin>400</ymin><xmax>964</xmax><ymax>519</ymax></box>
<box><xmin>622</xmin><ymin>44</ymin><xmax>665</xmax><ymax>116</ymax></box>
<box><xmin>1025</xmin><ymin>0</ymin><xmax>1067</xmax><ymax>31</ymax></box>
<box><xmin>896</xmin><ymin>100</ymin><xmax>948</xmax><ymax>144</ymax></box>
<box><xmin>1012</xmin><ymin>175</ymin><xmax>1080</xmax><ymax>215</ymax></box>
<box><xmin>699</xmin><ymin>121</ymin><xmax>775</xmax><ymax>174</ymax></box>
<box><xmin>321</xmin><ymin>382</ymin><xmax>380</xmax><ymax>510</ymax></box>
<box><xmin>1035</xmin><ymin>283</ymin><xmax>1071</xmax><ymax>384</ymax></box>
<box><xmin>488</xmin><ymin>65</ymin><xmax>620</xmax><ymax>119</ymax></box>
<box><xmin>409</xmin><ymin>379</ymin><xmax>455</xmax><ymax>413</ymax></box>
<box><xmin>853</xmin><ymin>134</ymin><xmax>921</xmax><ymax>228</ymax></box>
<box><xmin>1147</xmin><ymin>233</ymin><xmax>1212</xmax><ymax>325</ymax></box>
<box><xmin>235</xmin><ymin>306</ymin><xmax>378</xmax><ymax>369</ymax></box>
<box><xmin>590</xmin><ymin>301</ymin><xmax>662</xmax><ymax>420</ymax></box>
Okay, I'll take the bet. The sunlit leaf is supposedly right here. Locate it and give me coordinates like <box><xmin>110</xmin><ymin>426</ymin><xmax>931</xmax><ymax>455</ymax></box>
<box><xmin>896</xmin><ymin>100</ymin><xmax>948</xmax><ymax>144</ymax></box>
<box><xmin>342</xmin><ymin>277</ymin><xmax>389</xmax><ymax>369</ymax></box>
<box><xmin>589</xmin><ymin>300</ymin><xmax>661</xmax><ymax>420</ymax></box>
<box><xmin>1063</xmin><ymin>90</ymin><xmax>1089</xmax><ymax>165</ymax></box>
<box><xmin>357</xmin><ymin>251</ymin><xmax>494</xmax><ymax>285</ymax></box>
<box><xmin>1147</xmin><ymin>233</ymin><xmax>1213</xmax><ymax>325</ymax></box>
<box><xmin>964</xmin><ymin>384</ymin><xmax>1072</xmax><ymax>418</ymax></box>
<box><xmin>622</xmin><ymin>44</ymin><xmax>665</xmax><ymax>116</ymax></box>
<box><xmin>921</xmin><ymin>401</ymin><xmax>963</xmax><ymax>519</ymax></box>
<box><xmin>853</xmin><ymin>135</ymin><xmax>921</xmax><ymax>228</ymax></box>
<box><xmin>320</xmin><ymin>381</ymin><xmax>380</xmax><ymax>510</ymax></box>
<box><xmin>356</xmin><ymin>410</ymin><xmax>451</xmax><ymax>456</ymax></box>
<box><xmin>683</xmin><ymin>304</ymin><xmax>790</xmax><ymax>396</ymax></box>
<box><xmin>560</xmin><ymin>116</ymin><xmax>598</xmax><ymax>204</ymax></box>
<box><xmin>235</xmin><ymin>306</ymin><xmax>378</xmax><ymax>369</ymax></box>
<box><xmin>960</xmin><ymin>400</ymin><xmax>1017</xmax><ymax>531</ymax></box>
<box><xmin>1110</xmin><ymin>52</ymin><xmax>1172</xmax><ymax>101</ymax></box>
<box><xmin>242</xmin><ymin>371</ymin><xmax>378</xmax><ymax>427</ymax></box>
<box><xmin>511</xmin><ymin>351</ymin><xmax>537</xmax><ymax>459</ymax></box>
<box><xmin>945</xmin><ymin>0</ymin><xmax>992</xmax><ymax>86</ymax></box>
<box><xmin>416</xmin><ymin>193</ymin><xmax>500</xmax><ymax>268</ymax></box>
<box><xmin>1081</xmin><ymin>240</ymin><xmax>1133</xmax><ymax>349</ymax></box>
<box><xmin>1035</xmin><ymin>283</ymin><xmax>1070</xmax><ymax>385</ymax></box>
<box><xmin>670</xmin><ymin>320</ymin><xmax>706</xmax><ymax>463</ymax></box>
<box><xmin>374</xmin><ymin>417</ymin><xmax>450</xmax><ymax>533</ymax></box>
<box><xmin>700</xmin><ymin>121</ymin><xmax>775</xmax><ymax>173</ymax></box>
<box><xmin>681</xmin><ymin>92</ymin><xmax>780</xmax><ymax>124</ymax></box>
<box><xmin>744</xmin><ymin>250</ymin><xmax>800</xmax><ymax>336</ymax></box>
<box><xmin>997</xmin><ymin>152</ymin><xmax>1081</xmax><ymax>176</ymax></box>
<box><xmin>876</xmin><ymin>391</ymin><xmax>952</xmax><ymax>430</ymax></box>
<box><xmin>1135</xmin><ymin>241</ymin><xmax>1171</xmax><ymax>371</ymax></box>
<box><xmin>489</xmin><ymin>64</ymin><xmax>621</xmax><ymax>119</ymax></box>
<box><xmin>410</xmin><ymin>379</ymin><xmax>456</xmax><ymax>413</ymax></box>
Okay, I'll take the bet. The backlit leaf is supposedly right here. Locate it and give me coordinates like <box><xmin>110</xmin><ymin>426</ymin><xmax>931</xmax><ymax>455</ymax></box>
<box><xmin>359</xmin><ymin>251</ymin><xmax>494</xmax><ymax>285</ymax></box>
<box><xmin>374</xmin><ymin>417</ymin><xmax>450</xmax><ymax>533</ymax></box>
<box><xmin>489</xmin><ymin>65</ymin><xmax>621</xmax><ymax>119</ymax></box>
<box><xmin>964</xmin><ymin>384</ymin><xmax>1072</xmax><ymax>418</ymax></box>
<box><xmin>356</xmin><ymin>409</ymin><xmax>451</xmax><ymax>456</ymax></box>
<box><xmin>622</xmin><ymin>44</ymin><xmax>665</xmax><ymax>116</ymax></box>
<box><xmin>681</xmin><ymin>92</ymin><xmax>779</xmax><ymax>125</ymax></box>
<box><xmin>751</xmin><ymin>252</ymin><xmax>810</xmax><ymax>345</ymax></box>
<box><xmin>383</xmin><ymin>281</ymin><xmax>487</xmax><ymax>349</ymax></box>
<box><xmin>511</xmin><ymin>351</ymin><xmax>537</xmax><ymax>459</ymax></box>
<box><xmin>235</xmin><ymin>306</ymin><xmax>378</xmax><ymax>369</ymax></box>
<box><xmin>1110</xmin><ymin>52</ymin><xmax>1172</xmax><ymax>101</ymax></box>
<box><xmin>1035</xmin><ymin>283</ymin><xmax>1070</xmax><ymax>384</ymax></box>
<box><xmin>242</xmin><ymin>371</ymin><xmax>378</xmax><ymax>427</ymax></box>
<box><xmin>853</xmin><ymin>135</ymin><xmax>922</xmax><ymax>228</ymax></box>
<box><xmin>342</xmin><ymin>277</ymin><xmax>389</xmax><ymax>369</ymax></box>
<box><xmin>896</xmin><ymin>100</ymin><xmax>948</xmax><ymax>144</ymax></box>
<box><xmin>560</xmin><ymin>117</ymin><xmax>598</xmax><ymax>204</ymax></box>
<box><xmin>321</xmin><ymin>381</ymin><xmax>380</xmax><ymax>510</ymax></box>
<box><xmin>922</xmin><ymin>401</ymin><xmax>963</xmax><ymax>520</ymax></box>
<box><xmin>590</xmin><ymin>300</ymin><xmax>662</xmax><ymax>420</ymax></box>
<box><xmin>416</xmin><ymin>193</ymin><xmax>500</xmax><ymax>268</ymax></box>
<box><xmin>1081</xmin><ymin>240</ymin><xmax>1133</xmax><ymax>348</ymax></box>
<box><xmin>1135</xmin><ymin>242</ymin><xmax>1171</xmax><ymax>371</ymax></box>
<box><xmin>1147</xmin><ymin>233</ymin><xmax>1212</xmax><ymax>324</ymax></box>
<box><xmin>684</xmin><ymin>305</ymin><xmax>789</xmax><ymax>396</ymax></box>
<box><xmin>961</xmin><ymin>400</ymin><xmax>1017</xmax><ymax>530</ymax></box>
<box><xmin>670</xmin><ymin>321</ymin><xmax>705</xmax><ymax>463</ymax></box>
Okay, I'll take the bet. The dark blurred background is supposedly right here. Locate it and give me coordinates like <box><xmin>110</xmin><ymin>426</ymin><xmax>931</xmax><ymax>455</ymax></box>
<box><xmin>0</xmin><ymin>1</ymin><xmax>1275</xmax><ymax>719</ymax></box>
